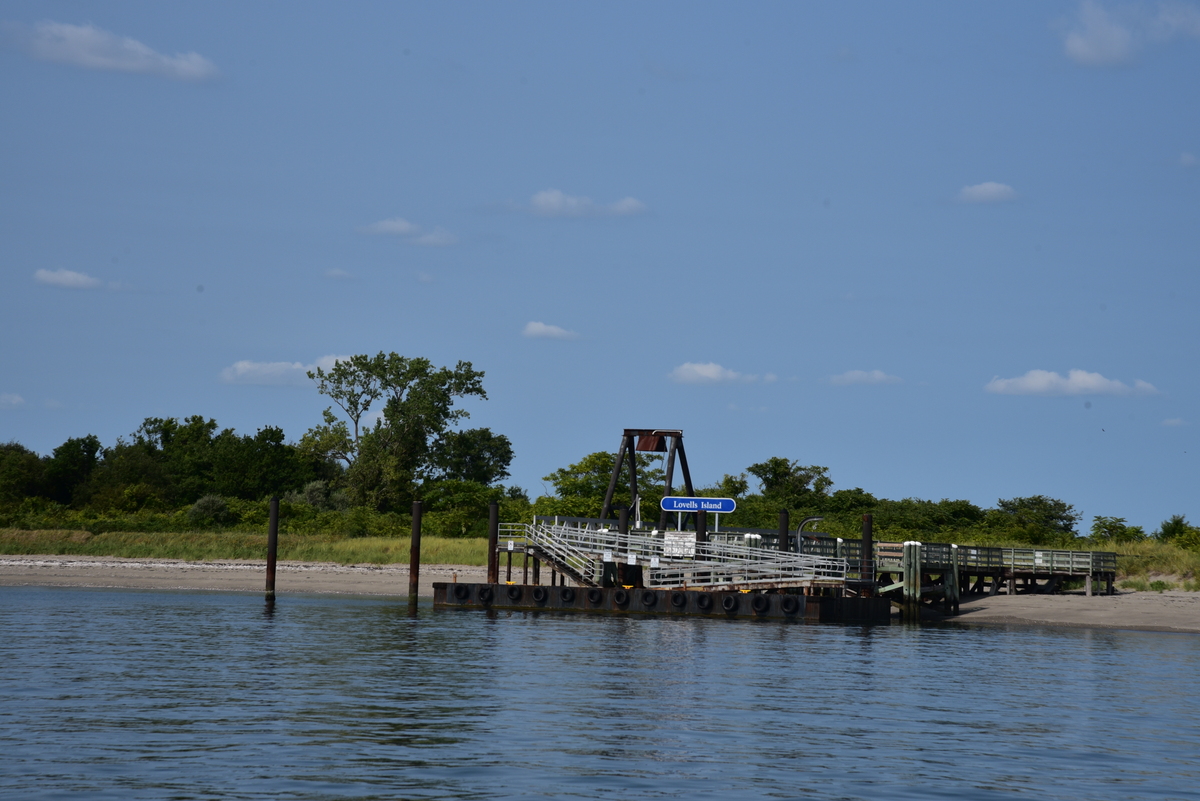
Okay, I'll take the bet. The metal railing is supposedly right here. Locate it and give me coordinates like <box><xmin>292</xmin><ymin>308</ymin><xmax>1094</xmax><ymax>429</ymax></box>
<box><xmin>501</xmin><ymin>520</ymin><xmax>848</xmax><ymax>591</ymax></box>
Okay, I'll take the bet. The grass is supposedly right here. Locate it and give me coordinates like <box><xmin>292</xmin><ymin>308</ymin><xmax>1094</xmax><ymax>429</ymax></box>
<box><xmin>1109</xmin><ymin>539</ymin><xmax>1200</xmax><ymax>583</ymax></box>
<box><xmin>0</xmin><ymin>529</ymin><xmax>488</xmax><ymax>566</ymax></box>
<box><xmin>4</xmin><ymin>527</ymin><xmax>1199</xmax><ymax>580</ymax></box>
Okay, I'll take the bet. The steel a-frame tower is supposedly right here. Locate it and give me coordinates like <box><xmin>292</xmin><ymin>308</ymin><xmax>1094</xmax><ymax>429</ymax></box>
<box><xmin>599</xmin><ymin>429</ymin><xmax>696</xmax><ymax>529</ymax></box>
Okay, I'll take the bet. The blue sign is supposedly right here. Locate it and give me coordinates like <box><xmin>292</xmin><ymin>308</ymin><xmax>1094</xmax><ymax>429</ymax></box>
<box><xmin>660</xmin><ymin>496</ymin><xmax>737</xmax><ymax>514</ymax></box>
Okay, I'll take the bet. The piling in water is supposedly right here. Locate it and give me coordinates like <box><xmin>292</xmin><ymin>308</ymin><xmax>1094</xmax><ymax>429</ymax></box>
<box><xmin>486</xmin><ymin>501</ymin><xmax>499</xmax><ymax>584</ymax></box>
<box><xmin>265</xmin><ymin>497</ymin><xmax>279</xmax><ymax>599</ymax></box>
<box><xmin>409</xmin><ymin>500</ymin><xmax>422</xmax><ymax>608</ymax></box>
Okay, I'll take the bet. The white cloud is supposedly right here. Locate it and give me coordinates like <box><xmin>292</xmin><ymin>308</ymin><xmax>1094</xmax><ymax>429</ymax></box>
<box><xmin>24</xmin><ymin>22</ymin><xmax>217</xmax><ymax>80</ymax></box>
<box><xmin>523</xmin><ymin>321</ymin><xmax>578</xmax><ymax>340</ymax></box>
<box><xmin>325</xmin><ymin>268</ymin><xmax>351</xmax><ymax>279</ymax></box>
<box><xmin>1065</xmin><ymin>2</ymin><xmax>1135</xmax><ymax>65</ymax></box>
<box><xmin>360</xmin><ymin>217</ymin><xmax>420</xmax><ymax>235</ymax></box>
<box><xmin>669</xmin><ymin>362</ymin><xmax>754</xmax><ymax>384</ymax></box>
<box><xmin>412</xmin><ymin>228</ymin><xmax>457</xmax><ymax>247</ymax></box>
<box><xmin>1182</xmin><ymin>152</ymin><xmax>1198</xmax><ymax>167</ymax></box>
<box><xmin>830</xmin><ymin>369</ymin><xmax>902</xmax><ymax>386</ymax></box>
<box><xmin>0</xmin><ymin>393</ymin><xmax>25</xmax><ymax>409</ymax></box>
<box><xmin>1150</xmin><ymin>2</ymin><xmax>1200</xmax><ymax>40</ymax></box>
<box><xmin>359</xmin><ymin>217</ymin><xmax>456</xmax><ymax>246</ymax></box>
<box><xmin>1063</xmin><ymin>1</ymin><xmax>1200</xmax><ymax>67</ymax></box>
<box><xmin>529</xmin><ymin>189</ymin><xmax>647</xmax><ymax>218</ymax></box>
<box><xmin>958</xmin><ymin>182</ymin><xmax>1017</xmax><ymax>203</ymax></box>
<box><xmin>764</xmin><ymin>373</ymin><xmax>778</xmax><ymax>383</ymax></box>
<box><xmin>220</xmin><ymin>354</ymin><xmax>350</xmax><ymax>386</ymax></box>
<box><xmin>985</xmin><ymin>369</ymin><xmax>1159</xmax><ymax>396</ymax></box>
<box><xmin>34</xmin><ymin>268</ymin><xmax>101</xmax><ymax>289</ymax></box>
<box><xmin>1163</xmin><ymin>418</ymin><xmax>1186</xmax><ymax>426</ymax></box>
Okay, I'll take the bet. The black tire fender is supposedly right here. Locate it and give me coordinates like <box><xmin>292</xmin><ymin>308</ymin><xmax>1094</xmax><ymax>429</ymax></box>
<box><xmin>587</xmin><ymin>588</ymin><xmax>603</xmax><ymax>605</ymax></box>
<box><xmin>722</xmin><ymin>594</ymin><xmax>739</xmax><ymax>613</ymax></box>
<box><xmin>613</xmin><ymin>589</ymin><xmax>630</xmax><ymax>606</ymax></box>
<box><xmin>696</xmin><ymin>593</ymin><xmax>714</xmax><ymax>612</ymax></box>
<box><xmin>507</xmin><ymin>585</ymin><xmax>522</xmax><ymax>602</ymax></box>
<box><xmin>751</xmin><ymin>594</ymin><xmax>770</xmax><ymax>614</ymax></box>
<box><xmin>670</xmin><ymin>591</ymin><xmax>688</xmax><ymax>608</ymax></box>
<box><xmin>453</xmin><ymin>584</ymin><xmax>470</xmax><ymax>601</ymax></box>
<box><xmin>560</xmin><ymin>587</ymin><xmax>576</xmax><ymax>603</ymax></box>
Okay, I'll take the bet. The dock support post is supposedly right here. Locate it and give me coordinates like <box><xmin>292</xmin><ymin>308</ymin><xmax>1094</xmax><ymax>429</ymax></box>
<box><xmin>506</xmin><ymin>548</ymin><xmax>512</xmax><ymax>583</ymax></box>
<box><xmin>1085</xmin><ymin>575</ymin><xmax>1093</xmax><ymax>597</ymax></box>
<box><xmin>861</xmin><ymin>514</ymin><xmax>874</xmax><ymax>596</ymax></box>
<box><xmin>486</xmin><ymin>501</ymin><xmax>499</xmax><ymax>584</ymax></box>
<box><xmin>533</xmin><ymin>557</ymin><xmax>540</xmax><ymax>585</ymax></box>
<box><xmin>902</xmin><ymin>541</ymin><xmax>921</xmax><ymax>622</ymax></box>
<box><xmin>696</xmin><ymin>510</ymin><xmax>707</xmax><ymax>544</ymax></box>
<box><xmin>408</xmin><ymin>500</ymin><xmax>422</xmax><ymax>609</ymax></box>
<box><xmin>946</xmin><ymin>544</ymin><xmax>960</xmax><ymax>614</ymax></box>
<box><xmin>1008</xmin><ymin>576</ymin><xmax>1016</xmax><ymax>596</ymax></box>
<box><xmin>265</xmin><ymin>496</ymin><xmax>279</xmax><ymax>600</ymax></box>
<box><xmin>522</xmin><ymin>549</ymin><xmax>529</xmax><ymax>585</ymax></box>
<box><xmin>778</xmin><ymin>509</ymin><xmax>790</xmax><ymax>552</ymax></box>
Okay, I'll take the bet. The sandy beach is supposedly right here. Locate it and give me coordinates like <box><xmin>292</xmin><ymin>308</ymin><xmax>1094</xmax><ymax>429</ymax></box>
<box><xmin>0</xmin><ymin>554</ymin><xmax>486</xmax><ymax>598</ymax></box>
<box><xmin>2</xmin><ymin>554</ymin><xmax>1197</xmax><ymax>633</ymax></box>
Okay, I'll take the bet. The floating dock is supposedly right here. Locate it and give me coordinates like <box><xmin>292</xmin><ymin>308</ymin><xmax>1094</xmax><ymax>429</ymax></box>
<box><xmin>432</xmin><ymin>514</ymin><xmax>1118</xmax><ymax>624</ymax></box>
<box><xmin>433</xmin><ymin>582</ymin><xmax>890</xmax><ymax>622</ymax></box>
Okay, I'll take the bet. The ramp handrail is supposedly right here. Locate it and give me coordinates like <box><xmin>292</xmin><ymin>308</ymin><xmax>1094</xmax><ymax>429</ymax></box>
<box><xmin>500</xmin><ymin>521</ymin><xmax>847</xmax><ymax>590</ymax></box>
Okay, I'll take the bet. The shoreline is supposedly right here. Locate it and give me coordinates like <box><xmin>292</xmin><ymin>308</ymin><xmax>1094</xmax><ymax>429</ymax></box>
<box><xmin>2</xmin><ymin>554</ymin><xmax>1198</xmax><ymax>633</ymax></box>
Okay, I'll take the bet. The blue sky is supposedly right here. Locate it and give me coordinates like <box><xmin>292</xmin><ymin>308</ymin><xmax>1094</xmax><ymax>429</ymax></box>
<box><xmin>1</xmin><ymin>1</ymin><xmax>1196</xmax><ymax>532</ymax></box>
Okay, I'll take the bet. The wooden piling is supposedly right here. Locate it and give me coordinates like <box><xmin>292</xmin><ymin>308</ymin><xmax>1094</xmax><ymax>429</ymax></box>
<box><xmin>486</xmin><ymin>501</ymin><xmax>499</xmax><ymax>584</ymax></box>
<box><xmin>265</xmin><ymin>497</ymin><xmax>279</xmax><ymax>599</ymax></box>
<box><xmin>778</xmin><ymin>509</ymin><xmax>790</xmax><ymax>552</ymax></box>
<box><xmin>408</xmin><ymin>500</ymin><xmax>422</xmax><ymax>608</ymax></box>
<box><xmin>861</xmin><ymin>514</ymin><xmax>874</xmax><ymax>595</ymax></box>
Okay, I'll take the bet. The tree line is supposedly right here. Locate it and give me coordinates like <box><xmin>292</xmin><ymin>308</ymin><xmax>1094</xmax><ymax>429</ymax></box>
<box><xmin>532</xmin><ymin>453</ymin><xmax>1199</xmax><ymax>550</ymax></box>
<box><xmin>1</xmin><ymin>351</ymin><xmax>1197</xmax><ymax>549</ymax></box>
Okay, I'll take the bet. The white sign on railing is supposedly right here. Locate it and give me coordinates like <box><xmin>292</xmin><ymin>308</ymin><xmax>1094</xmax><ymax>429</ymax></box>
<box><xmin>664</xmin><ymin>532</ymin><xmax>696</xmax><ymax>558</ymax></box>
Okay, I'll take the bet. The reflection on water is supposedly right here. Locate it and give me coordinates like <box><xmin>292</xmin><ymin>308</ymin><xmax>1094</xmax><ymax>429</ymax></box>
<box><xmin>1</xmin><ymin>586</ymin><xmax>1197</xmax><ymax>799</ymax></box>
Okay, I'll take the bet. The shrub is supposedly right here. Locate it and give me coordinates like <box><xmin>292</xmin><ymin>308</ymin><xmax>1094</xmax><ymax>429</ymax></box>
<box><xmin>188</xmin><ymin>495</ymin><xmax>233</xmax><ymax>527</ymax></box>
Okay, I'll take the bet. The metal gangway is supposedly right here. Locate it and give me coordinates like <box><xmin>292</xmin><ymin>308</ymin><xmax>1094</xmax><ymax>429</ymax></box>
<box><xmin>499</xmin><ymin>519</ymin><xmax>848</xmax><ymax>592</ymax></box>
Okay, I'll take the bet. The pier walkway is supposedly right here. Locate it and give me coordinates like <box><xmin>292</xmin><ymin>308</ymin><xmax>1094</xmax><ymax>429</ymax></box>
<box><xmin>485</xmin><ymin>515</ymin><xmax>1118</xmax><ymax>621</ymax></box>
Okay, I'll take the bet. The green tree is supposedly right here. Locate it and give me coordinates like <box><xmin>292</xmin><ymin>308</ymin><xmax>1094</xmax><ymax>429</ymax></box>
<box><xmin>535</xmin><ymin>451</ymin><xmax>665</xmax><ymax>519</ymax></box>
<box><xmin>305</xmin><ymin>352</ymin><xmax>488</xmax><ymax>511</ymax></box>
<box><xmin>992</xmin><ymin>495</ymin><xmax>1080</xmax><ymax>545</ymax></box>
<box><xmin>44</xmin><ymin>435</ymin><xmax>101</xmax><ymax>505</ymax></box>
<box><xmin>1155</xmin><ymin>514</ymin><xmax>1191</xmax><ymax>541</ymax></box>
<box><xmin>746</xmin><ymin>457</ymin><xmax>832</xmax><ymax>508</ymax></box>
<box><xmin>428</xmin><ymin>427</ymin><xmax>513</xmax><ymax>485</ymax></box>
<box><xmin>1090</xmin><ymin>515</ymin><xmax>1145</xmax><ymax>544</ymax></box>
<box><xmin>0</xmin><ymin>442</ymin><xmax>45</xmax><ymax>507</ymax></box>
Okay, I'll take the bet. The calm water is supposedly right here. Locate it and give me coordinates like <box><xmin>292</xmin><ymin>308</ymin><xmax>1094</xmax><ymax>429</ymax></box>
<box><xmin>1</xmin><ymin>587</ymin><xmax>1198</xmax><ymax>800</ymax></box>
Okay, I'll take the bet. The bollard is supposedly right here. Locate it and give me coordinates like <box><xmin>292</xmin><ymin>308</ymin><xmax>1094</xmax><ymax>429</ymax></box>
<box><xmin>265</xmin><ymin>497</ymin><xmax>279</xmax><ymax>599</ymax></box>
<box><xmin>778</xmin><ymin>509</ymin><xmax>790</xmax><ymax>552</ymax></box>
<box><xmin>408</xmin><ymin>500</ymin><xmax>422</xmax><ymax>609</ymax></box>
<box><xmin>487</xmin><ymin>501</ymin><xmax>499</xmax><ymax>584</ymax></box>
